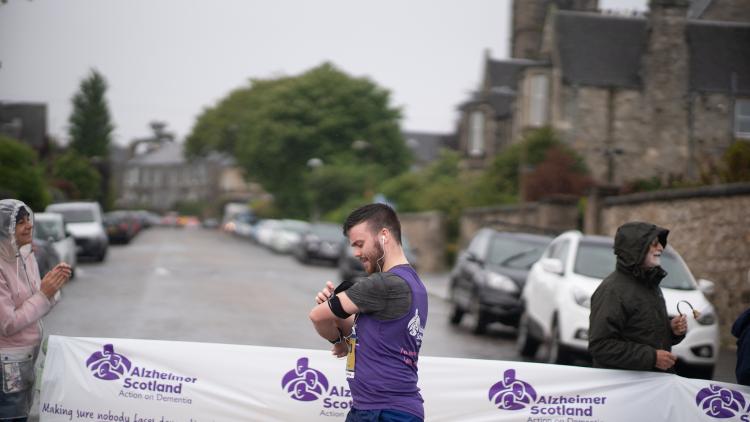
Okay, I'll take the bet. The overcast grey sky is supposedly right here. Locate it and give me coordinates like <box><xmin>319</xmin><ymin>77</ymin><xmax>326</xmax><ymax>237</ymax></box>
<box><xmin>0</xmin><ymin>0</ymin><xmax>646</xmax><ymax>147</ymax></box>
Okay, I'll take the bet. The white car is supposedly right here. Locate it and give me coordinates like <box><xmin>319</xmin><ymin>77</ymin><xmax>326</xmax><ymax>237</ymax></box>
<box><xmin>517</xmin><ymin>230</ymin><xmax>718</xmax><ymax>379</ymax></box>
<box><xmin>45</xmin><ymin>202</ymin><xmax>108</xmax><ymax>262</ymax></box>
<box><xmin>268</xmin><ymin>219</ymin><xmax>310</xmax><ymax>254</ymax></box>
<box><xmin>33</xmin><ymin>213</ymin><xmax>77</xmax><ymax>277</ymax></box>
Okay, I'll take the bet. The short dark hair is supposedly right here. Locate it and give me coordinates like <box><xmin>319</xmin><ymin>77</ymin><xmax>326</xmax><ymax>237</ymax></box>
<box><xmin>343</xmin><ymin>203</ymin><xmax>402</xmax><ymax>244</ymax></box>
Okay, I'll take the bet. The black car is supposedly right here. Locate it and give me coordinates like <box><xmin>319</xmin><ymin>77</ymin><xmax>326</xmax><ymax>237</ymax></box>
<box><xmin>338</xmin><ymin>235</ymin><xmax>419</xmax><ymax>282</ymax></box>
<box><xmin>449</xmin><ymin>229</ymin><xmax>553</xmax><ymax>334</ymax></box>
<box><xmin>293</xmin><ymin>222</ymin><xmax>345</xmax><ymax>265</ymax></box>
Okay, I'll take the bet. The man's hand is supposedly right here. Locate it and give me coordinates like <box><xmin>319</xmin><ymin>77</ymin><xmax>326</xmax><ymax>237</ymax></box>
<box><xmin>315</xmin><ymin>281</ymin><xmax>335</xmax><ymax>304</ymax></box>
<box><xmin>331</xmin><ymin>341</ymin><xmax>348</xmax><ymax>358</ymax></box>
<box><xmin>40</xmin><ymin>263</ymin><xmax>71</xmax><ymax>299</ymax></box>
<box><xmin>671</xmin><ymin>314</ymin><xmax>688</xmax><ymax>336</ymax></box>
<box><xmin>654</xmin><ymin>350</ymin><xmax>677</xmax><ymax>370</ymax></box>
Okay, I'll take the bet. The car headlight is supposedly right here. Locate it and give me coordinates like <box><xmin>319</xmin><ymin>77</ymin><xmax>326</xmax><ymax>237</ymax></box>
<box><xmin>572</xmin><ymin>286</ymin><xmax>591</xmax><ymax>309</ymax></box>
<box><xmin>696</xmin><ymin>307</ymin><xmax>716</xmax><ymax>325</ymax></box>
<box><xmin>485</xmin><ymin>272</ymin><xmax>518</xmax><ymax>293</ymax></box>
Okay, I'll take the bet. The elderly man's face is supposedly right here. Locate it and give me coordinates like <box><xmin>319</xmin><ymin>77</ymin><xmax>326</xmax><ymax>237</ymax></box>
<box><xmin>642</xmin><ymin>238</ymin><xmax>663</xmax><ymax>268</ymax></box>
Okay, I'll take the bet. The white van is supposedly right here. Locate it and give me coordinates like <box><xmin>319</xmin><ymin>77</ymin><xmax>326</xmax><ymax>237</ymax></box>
<box><xmin>45</xmin><ymin>202</ymin><xmax>108</xmax><ymax>262</ymax></box>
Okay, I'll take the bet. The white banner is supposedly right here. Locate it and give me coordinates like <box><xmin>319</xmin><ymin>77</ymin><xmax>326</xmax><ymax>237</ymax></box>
<box><xmin>40</xmin><ymin>336</ymin><xmax>750</xmax><ymax>421</ymax></box>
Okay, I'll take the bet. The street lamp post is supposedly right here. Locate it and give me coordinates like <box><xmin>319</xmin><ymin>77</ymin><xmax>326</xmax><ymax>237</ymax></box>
<box><xmin>306</xmin><ymin>157</ymin><xmax>323</xmax><ymax>222</ymax></box>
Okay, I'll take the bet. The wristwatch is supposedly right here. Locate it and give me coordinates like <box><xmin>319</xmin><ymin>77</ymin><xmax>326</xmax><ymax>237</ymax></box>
<box><xmin>328</xmin><ymin>328</ymin><xmax>344</xmax><ymax>345</ymax></box>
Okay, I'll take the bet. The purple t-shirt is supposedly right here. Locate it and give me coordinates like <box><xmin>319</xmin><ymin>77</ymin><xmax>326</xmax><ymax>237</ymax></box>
<box><xmin>347</xmin><ymin>264</ymin><xmax>428</xmax><ymax>419</ymax></box>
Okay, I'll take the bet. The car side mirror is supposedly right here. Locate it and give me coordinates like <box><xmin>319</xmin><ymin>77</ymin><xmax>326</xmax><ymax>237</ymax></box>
<box><xmin>697</xmin><ymin>279</ymin><xmax>715</xmax><ymax>296</ymax></box>
<box><xmin>540</xmin><ymin>258</ymin><xmax>564</xmax><ymax>275</ymax></box>
<box><xmin>466</xmin><ymin>252</ymin><xmax>483</xmax><ymax>266</ymax></box>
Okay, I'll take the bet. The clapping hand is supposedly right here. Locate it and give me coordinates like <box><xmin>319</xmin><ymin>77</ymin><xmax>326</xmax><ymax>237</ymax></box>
<box><xmin>41</xmin><ymin>263</ymin><xmax>71</xmax><ymax>299</ymax></box>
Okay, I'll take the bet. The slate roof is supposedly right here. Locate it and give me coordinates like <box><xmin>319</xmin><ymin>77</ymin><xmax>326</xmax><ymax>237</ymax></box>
<box><xmin>402</xmin><ymin>131</ymin><xmax>453</xmax><ymax>165</ymax></box>
<box><xmin>130</xmin><ymin>142</ymin><xmax>185</xmax><ymax>166</ymax></box>
<box><xmin>555</xmin><ymin>11</ymin><xmax>647</xmax><ymax>88</ymax></box>
<box><xmin>486</xmin><ymin>59</ymin><xmax>537</xmax><ymax>91</ymax></box>
<box><xmin>554</xmin><ymin>10</ymin><xmax>750</xmax><ymax>95</ymax></box>
<box><xmin>687</xmin><ymin>20</ymin><xmax>750</xmax><ymax>95</ymax></box>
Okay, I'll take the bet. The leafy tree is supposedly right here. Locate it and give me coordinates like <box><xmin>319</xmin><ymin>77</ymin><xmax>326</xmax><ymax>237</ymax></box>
<box><xmin>524</xmin><ymin>146</ymin><xmax>593</xmax><ymax>201</ymax></box>
<box><xmin>186</xmin><ymin>62</ymin><xmax>411</xmax><ymax>217</ymax></box>
<box><xmin>721</xmin><ymin>140</ymin><xmax>750</xmax><ymax>183</ymax></box>
<box><xmin>477</xmin><ymin>127</ymin><xmax>560</xmax><ymax>203</ymax></box>
<box><xmin>50</xmin><ymin>151</ymin><xmax>101</xmax><ymax>201</ymax></box>
<box><xmin>0</xmin><ymin>135</ymin><xmax>50</xmax><ymax>210</ymax></box>
<box><xmin>69</xmin><ymin>69</ymin><xmax>114</xmax><ymax>158</ymax></box>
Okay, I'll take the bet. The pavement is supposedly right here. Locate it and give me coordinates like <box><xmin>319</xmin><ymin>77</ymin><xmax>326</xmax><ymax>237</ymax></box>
<box><xmin>422</xmin><ymin>271</ymin><xmax>450</xmax><ymax>301</ymax></box>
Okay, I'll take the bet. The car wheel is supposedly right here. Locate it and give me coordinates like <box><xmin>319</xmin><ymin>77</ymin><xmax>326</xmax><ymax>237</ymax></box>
<box><xmin>449</xmin><ymin>303</ymin><xmax>464</xmax><ymax>325</ymax></box>
<box><xmin>544</xmin><ymin>318</ymin><xmax>569</xmax><ymax>365</ymax></box>
<box><xmin>517</xmin><ymin>311</ymin><xmax>540</xmax><ymax>358</ymax></box>
<box><xmin>95</xmin><ymin>248</ymin><xmax>107</xmax><ymax>262</ymax></box>
<box><xmin>470</xmin><ymin>294</ymin><xmax>488</xmax><ymax>335</ymax></box>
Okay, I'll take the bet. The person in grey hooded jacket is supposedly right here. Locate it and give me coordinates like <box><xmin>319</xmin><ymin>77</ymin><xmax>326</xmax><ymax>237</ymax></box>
<box><xmin>588</xmin><ymin>221</ymin><xmax>688</xmax><ymax>373</ymax></box>
<box><xmin>732</xmin><ymin>308</ymin><xmax>750</xmax><ymax>385</ymax></box>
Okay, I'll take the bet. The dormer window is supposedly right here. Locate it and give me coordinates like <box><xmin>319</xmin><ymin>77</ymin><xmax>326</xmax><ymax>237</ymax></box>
<box><xmin>527</xmin><ymin>74</ymin><xmax>549</xmax><ymax>127</ymax></box>
<box><xmin>469</xmin><ymin>111</ymin><xmax>485</xmax><ymax>157</ymax></box>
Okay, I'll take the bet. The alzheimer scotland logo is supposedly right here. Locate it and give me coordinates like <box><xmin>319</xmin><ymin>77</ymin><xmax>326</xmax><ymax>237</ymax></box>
<box><xmin>281</xmin><ymin>357</ymin><xmax>330</xmax><ymax>401</ymax></box>
<box><xmin>489</xmin><ymin>369</ymin><xmax>537</xmax><ymax>410</ymax></box>
<box><xmin>489</xmin><ymin>369</ymin><xmax>606</xmax><ymax>417</ymax></box>
<box><xmin>86</xmin><ymin>344</ymin><xmax>132</xmax><ymax>380</ymax></box>
<box><xmin>696</xmin><ymin>384</ymin><xmax>747</xmax><ymax>419</ymax></box>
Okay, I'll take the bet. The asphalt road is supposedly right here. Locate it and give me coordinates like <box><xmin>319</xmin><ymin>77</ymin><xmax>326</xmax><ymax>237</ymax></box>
<box><xmin>42</xmin><ymin>227</ymin><xmax>523</xmax><ymax>360</ymax></box>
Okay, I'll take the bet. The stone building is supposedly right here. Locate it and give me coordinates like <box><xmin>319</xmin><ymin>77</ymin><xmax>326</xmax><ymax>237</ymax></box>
<box><xmin>456</xmin><ymin>0</ymin><xmax>750</xmax><ymax>186</ymax></box>
<box><xmin>117</xmin><ymin>141</ymin><xmax>256</xmax><ymax>213</ymax></box>
<box><xmin>0</xmin><ymin>102</ymin><xmax>49</xmax><ymax>154</ymax></box>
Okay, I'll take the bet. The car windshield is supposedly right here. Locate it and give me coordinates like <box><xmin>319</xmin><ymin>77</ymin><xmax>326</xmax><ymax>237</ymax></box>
<box><xmin>574</xmin><ymin>241</ymin><xmax>695</xmax><ymax>290</ymax></box>
<box><xmin>52</xmin><ymin>209</ymin><xmax>95</xmax><ymax>223</ymax></box>
<box><xmin>34</xmin><ymin>220</ymin><xmax>61</xmax><ymax>240</ymax></box>
<box><xmin>487</xmin><ymin>236</ymin><xmax>547</xmax><ymax>270</ymax></box>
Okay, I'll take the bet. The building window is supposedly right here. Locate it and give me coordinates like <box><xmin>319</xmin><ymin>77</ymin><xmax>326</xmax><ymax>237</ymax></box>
<box><xmin>736</xmin><ymin>99</ymin><xmax>750</xmax><ymax>139</ymax></box>
<box><xmin>469</xmin><ymin>111</ymin><xmax>485</xmax><ymax>157</ymax></box>
<box><xmin>528</xmin><ymin>74</ymin><xmax>549</xmax><ymax>127</ymax></box>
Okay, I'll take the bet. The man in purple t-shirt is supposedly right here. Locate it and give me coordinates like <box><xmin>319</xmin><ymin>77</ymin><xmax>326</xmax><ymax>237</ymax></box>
<box><xmin>310</xmin><ymin>203</ymin><xmax>429</xmax><ymax>422</ymax></box>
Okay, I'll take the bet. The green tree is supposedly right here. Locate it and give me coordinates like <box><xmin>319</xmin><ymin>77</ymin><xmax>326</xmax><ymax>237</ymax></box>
<box><xmin>50</xmin><ymin>151</ymin><xmax>101</xmax><ymax>200</ymax></box>
<box><xmin>0</xmin><ymin>135</ymin><xmax>50</xmax><ymax>210</ymax></box>
<box><xmin>69</xmin><ymin>69</ymin><xmax>114</xmax><ymax>158</ymax></box>
<box><xmin>68</xmin><ymin>69</ymin><xmax>115</xmax><ymax>207</ymax></box>
<box><xmin>186</xmin><ymin>62</ymin><xmax>411</xmax><ymax>217</ymax></box>
<box><xmin>721</xmin><ymin>140</ymin><xmax>750</xmax><ymax>183</ymax></box>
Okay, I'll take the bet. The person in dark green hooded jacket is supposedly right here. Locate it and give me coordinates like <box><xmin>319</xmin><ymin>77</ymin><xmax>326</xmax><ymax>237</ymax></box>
<box><xmin>588</xmin><ymin>222</ymin><xmax>688</xmax><ymax>372</ymax></box>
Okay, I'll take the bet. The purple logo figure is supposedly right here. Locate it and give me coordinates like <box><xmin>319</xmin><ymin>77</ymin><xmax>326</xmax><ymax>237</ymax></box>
<box><xmin>281</xmin><ymin>357</ymin><xmax>329</xmax><ymax>402</ymax></box>
<box><xmin>85</xmin><ymin>344</ymin><xmax>132</xmax><ymax>381</ymax></box>
<box><xmin>695</xmin><ymin>384</ymin><xmax>747</xmax><ymax>419</ymax></box>
<box><xmin>488</xmin><ymin>369</ymin><xmax>538</xmax><ymax>411</ymax></box>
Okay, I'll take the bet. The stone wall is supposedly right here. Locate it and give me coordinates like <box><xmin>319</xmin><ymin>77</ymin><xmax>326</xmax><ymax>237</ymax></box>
<box><xmin>691</xmin><ymin>92</ymin><xmax>737</xmax><ymax>177</ymax></box>
<box><xmin>596</xmin><ymin>183</ymin><xmax>750</xmax><ymax>345</ymax></box>
<box><xmin>400</xmin><ymin>211</ymin><xmax>446</xmax><ymax>273</ymax></box>
<box><xmin>459</xmin><ymin>196</ymin><xmax>579</xmax><ymax>248</ymax></box>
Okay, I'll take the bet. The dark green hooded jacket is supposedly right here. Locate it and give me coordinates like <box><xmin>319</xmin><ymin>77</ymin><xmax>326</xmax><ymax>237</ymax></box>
<box><xmin>588</xmin><ymin>222</ymin><xmax>684</xmax><ymax>372</ymax></box>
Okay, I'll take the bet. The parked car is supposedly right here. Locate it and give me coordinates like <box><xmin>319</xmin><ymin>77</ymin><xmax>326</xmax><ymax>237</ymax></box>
<box><xmin>45</xmin><ymin>202</ymin><xmax>108</xmax><ymax>261</ymax></box>
<box><xmin>268</xmin><ymin>219</ymin><xmax>310</xmax><ymax>254</ymax></box>
<box><xmin>254</xmin><ymin>219</ymin><xmax>281</xmax><ymax>247</ymax></box>
<box><xmin>448</xmin><ymin>229</ymin><xmax>553</xmax><ymax>334</ymax></box>
<box><xmin>233</xmin><ymin>212</ymin><xmax>258</xmax><ymax>239</ymax></box>
<box><xmin>293</xmin><ymin>222</ymin><xmax>345</xmax><ymax>265</ymax></box>
<box><xmin>33</xmin><ymin>212</ymin><xmax>77</xmax><ymax>277</ymax></box>
<box><xmin>338</xmin><ymin>234</ymin><xmax>419</xmax><ymax>282</ymax></box>
<box><xmin>32</xmin><ymin>239</ymin><xmax>60</xmax><ymax>279</ymax></box>
<box><xmin>103</xmin><ymin>211</ymin><xmax>140</xmax><ymax>244</ymax></box>
<box><xmin>518</xmin><ymin>230</ymin><xmax>718</xmax><ymax>379</ymax></box>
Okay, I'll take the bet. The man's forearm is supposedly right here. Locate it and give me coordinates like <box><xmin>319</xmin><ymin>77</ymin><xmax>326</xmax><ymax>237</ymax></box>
<box><xmin>312</xmin><ymin>318</ymin><xmax>342</xmax><ymax>342</ymax></box>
